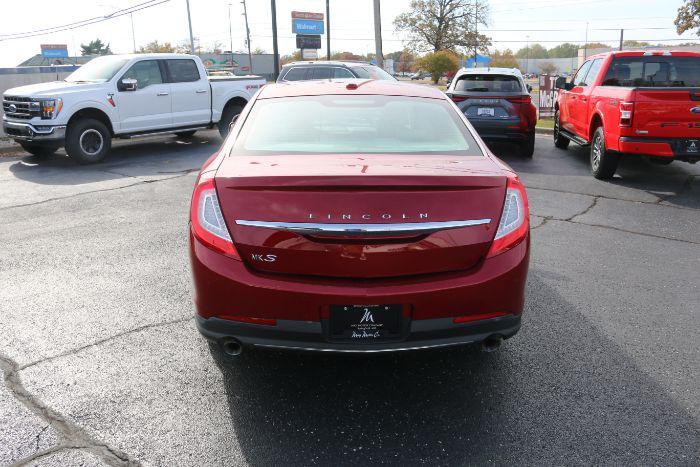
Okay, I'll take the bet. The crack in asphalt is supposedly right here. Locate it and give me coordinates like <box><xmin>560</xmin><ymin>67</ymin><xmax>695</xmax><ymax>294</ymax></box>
<box><xmin>0</xmin><ymin>353</ymin><xmax>139</xmax><ymax>467</ymax></box>
<box><xmin>0</xmin><ymin>171</ymin><xmax>195</xmax><ymax>212</ymax></box>
<box><xmin>20</xmin><ymin>316</ymin><xmax>195</xmax><ymax>371</ymax></box>
<box><xmin>526</xmin><ymin>185</ymin><xmax>698</xmax><ymax>212</ymax></box>
<box><xmin>566</xmin><ymin>196</ymin><xmax>599</xmax><ymax>222</ymax></box>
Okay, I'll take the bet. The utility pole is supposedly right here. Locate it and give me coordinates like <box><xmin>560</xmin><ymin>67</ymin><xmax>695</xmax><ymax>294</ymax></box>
<box><xmin>185</xmin><ymin>0</ymin><xmax>195</xmax><ymax>55</ymax></box>
<box><xmin>129</xmin><ymin>13</ymin><xmax>136</xmax><ymax>52</ymax></box>
<box><xmin>228</xmin><ymin>3</ymin><xmax>234</xmax><ymax>55</ymax></box>
<box><xmin>241</xmin><ymin>0</ymin><xmax>253</xmax><ymax>74</ymax></box>
<box><xmin>584</xmin><ymin>21</ymin><xmax>589</xmax><ymax>59</ymax></box>
<box><xmin>326</xmin><ymin>0</ymin><xmax>331</xmax><ymax>61</ymax></box>
<box><xmin>271</xmin><ymin>0</ymin><xmax>279</xmax><ymax>79</ymax></box>
<box><xmin>525</xmin><ymin>35</ymin><xmax>530</xmax><ymax>74</ymax></box>
<box><xmin>619</xmin><ymin>29</ymin><xmax>624</xmax><ymax>51</ymax></box>
<box><xmin>373</xmin><ymin>0</ymin><xmax>383</xmax><ymax>68</ymax></box>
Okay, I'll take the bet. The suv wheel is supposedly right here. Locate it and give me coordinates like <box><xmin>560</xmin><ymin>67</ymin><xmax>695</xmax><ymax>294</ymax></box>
<box><xmin>19</xmin><ymin>142</ymin><xmax>59</xmax><ymax>158</ymax></box>
<box><xmin>553</xmin><ymin>110</ymin><xmax>570</xmax><ymax>149</ymax></box>
<box><xmin>65</xmin><ymin>118</ymin><xmax>111</xmax><ymax>164</ymax></box>
<box><xmin>520</xmin><ymin>133</ymin><xmax>535</xmax><ymax>159</ymax></box>
<box><xmin>590</xmin><ymin>126</ymin><xmax>619</xmax><ymax>179</ymax></box>
<box><xmin>218</xmin><ymin>104</ymin><xmax>243</xmax><ymax>138</ymax></box>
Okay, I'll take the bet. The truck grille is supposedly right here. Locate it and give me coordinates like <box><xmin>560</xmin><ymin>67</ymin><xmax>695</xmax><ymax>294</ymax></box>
<box><xmin>2</xmin><ymin>96</ymin><xmax>40</xmax><ymax>120</ymax></box>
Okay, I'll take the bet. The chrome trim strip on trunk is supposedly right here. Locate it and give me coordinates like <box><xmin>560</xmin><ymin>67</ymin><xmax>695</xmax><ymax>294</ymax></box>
<box><xmin>234</xmin><ymin>219</ymin><xmax>492</xmax><ymax>236</ymax></box>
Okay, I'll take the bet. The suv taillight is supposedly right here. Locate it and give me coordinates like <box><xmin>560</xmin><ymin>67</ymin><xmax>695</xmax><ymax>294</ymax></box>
<box><xmin>447</xmin><ymin>94</ymin><xmax>468</xmax><ymax>102</ymax></box>
<box><xmin>487</xmin><ymin>176</ymin><xmax>529</xmax><ymax>258</ymax></box>
<box><xmin>190</xmin><ymin>174</ymin><xmax>240</xmax><ymax>260</ymax></box>
<box><xmin>620</xmin><ymin>101</ymin><xmax>634</xmax><ymax>127</ymax></box>
<box><xmin>506</xmin><ymin>95</ymin><xmax>532</xmax><ymax>104</ymax></box>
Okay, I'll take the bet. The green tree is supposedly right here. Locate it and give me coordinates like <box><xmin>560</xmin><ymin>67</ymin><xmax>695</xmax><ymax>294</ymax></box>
<box><xmin>331</xmin><ymin>51</ymin><xmax>364</xmax><ymax>61</ymax></box>
<box><xmin>539</xmin><ymin>61</ymin><xmax>558</xmax><ymax>75</ymax></box>
<box><xmin>394</xmin><ymin>0</ymin><xmax>491</xmax><ymax>55</ymax></box>
<box><xmin>417</xmin><ymin>50</ymin><xmax>460</xmax><ymax>83</ymax></box>
<box><xmin>137</xmin><ymin>40</ymin><xmax>176</xmax><ymax>53</ymax></box>
<box><xmin>80</xmin><ymin>39</ymin><xmax>111</xmax><ymax>56</ymax></box>
<box><xmin>547</xmin><ymin>43</ymin><xmax>579</xmax><ymax>58</ymax></box>
<box><xmin>515</xmin><ymin>43</ymin><xmax>547</xmax><ymax>59</ymax></box>
<box><xmin>583</xmin><ymin>42</ymin><xmax>610</xmax><ymax>50</ymax></box>
<box><xmin>280</xmin><ymin>51</ymin><xmax>301</xmax><ymax>65</ymax></box>
<box><xmin>623</xmin><ymin>40</ymin><xmax>651</xmax><ymax>47</ymax></box>
<box><xmin>397</xmin><ymin>51</ymin><xmax>417</xmax><ymax>72</ymax></box>
<box><xmin>489</xmin><ymin>49</ymin><xmax>520</xmax><ymax>69</ymax></box>
<box><xmin>675</xmin><ymin>0</ymin><xmax>700</xmax><ymax>36</ymax></box>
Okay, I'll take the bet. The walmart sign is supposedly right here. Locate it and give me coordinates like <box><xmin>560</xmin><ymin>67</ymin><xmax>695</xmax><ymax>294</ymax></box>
<box><xmin>292</xmin><ymin>19</ymin><xmax>324</xmax><ymax>34</ymax></box>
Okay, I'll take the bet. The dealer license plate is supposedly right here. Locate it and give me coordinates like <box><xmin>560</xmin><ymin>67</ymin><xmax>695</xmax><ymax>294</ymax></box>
<box><xmin>477</xmin><ymin>107</ymin><xmax>495</xmax><ymax>117</ymax></box>
<box><xmin>329</xmin><ymin>304</ymin><xmax>402</xmax><ymax>341</ymax></box>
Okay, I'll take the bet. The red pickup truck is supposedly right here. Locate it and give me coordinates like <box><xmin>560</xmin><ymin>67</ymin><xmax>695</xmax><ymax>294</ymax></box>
<box><xmin>553</xmin><ymin>50</ymin><xmax>700</xmax><ymax>179</ymax></box>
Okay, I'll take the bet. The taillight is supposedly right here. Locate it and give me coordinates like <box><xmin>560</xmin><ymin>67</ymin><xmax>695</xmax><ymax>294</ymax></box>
<box><xmin>506</xmin><ymin>95</ymin><xmax>531</xmax><ymax>104</ymax></box>
<box><xmin>487</xmin><ymin>176</ymin><xmax>529</xmax><ymax>258</ymax></box>
<box><xmin>190</xmin><ymin>174</ymin><xmax>240</xmax><ymax>260</ymax></box>
<box><xmin>448</xmin><ymin>94</ymin><xmax>468</xmax><ymax>102</ymax></box>
<box><xmin>620</xmin><ymin>101</ymin><xmax>634</xmax><ymax>127</ymax></box>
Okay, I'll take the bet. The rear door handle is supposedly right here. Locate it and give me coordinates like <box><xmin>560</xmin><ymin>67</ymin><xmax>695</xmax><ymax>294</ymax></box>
<box><xmin>157</xmin><ymin>92</ymin><xmax>169</xmax><ymax>96</ymax></box>
<box><xmin>196</xmin><ymin>89</ymin><xmax>207</xmax><ymax>94</ymax></box>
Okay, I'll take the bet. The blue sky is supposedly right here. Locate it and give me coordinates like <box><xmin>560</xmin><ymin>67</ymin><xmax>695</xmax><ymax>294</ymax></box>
<box><xmin>0</xmin><ymin>0</ymin><xmax>696</xmax><ymax>66</ymax></box>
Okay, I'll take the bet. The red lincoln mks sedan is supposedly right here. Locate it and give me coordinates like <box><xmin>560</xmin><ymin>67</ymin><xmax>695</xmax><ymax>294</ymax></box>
<box><xmin>189</xmin><ymin>79</ymin><xmax>530</xmax><ymax>358</ymax></box>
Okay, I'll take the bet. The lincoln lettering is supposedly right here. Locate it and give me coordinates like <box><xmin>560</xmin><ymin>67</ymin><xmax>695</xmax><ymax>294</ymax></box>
<box><xmin>308</xmin><ymin>213</ymin><xmax>429</xmax><ymax>220</ymax></box>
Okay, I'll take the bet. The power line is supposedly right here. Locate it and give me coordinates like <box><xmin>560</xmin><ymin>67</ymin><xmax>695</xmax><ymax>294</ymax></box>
<box><xmin>0</xmin><ymin>0</ymin><xmax>170</xmax><ymax>41</ymax></box>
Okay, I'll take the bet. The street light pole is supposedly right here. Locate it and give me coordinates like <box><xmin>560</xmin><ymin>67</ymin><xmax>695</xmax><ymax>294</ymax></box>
<box><xmin>241</xmin><ymin>0</ymin><xmax>253</xmax><ymax>74</ymax></box>
<box><xmin>271</xmin><ymin>0</ymin><xmax>279</xmax><ymax>79</ymax></box>
<box><xmin>130</xmin><ymin>13</ymin><xmax>136</xmax><ymax>52</ymax></box>
<box><xmin>185</xmin><ymin>0</ymin><xmax>195</xmax><ymax>54</ymax></box>
<box><xmin>326</xmin><ymin>0</ymin><xmax>331</xmax><ymax>61</ymax></box>
<box><xmin>525</xmin><ymin>35</ymin><xmax>530</xmax><ymax>74</ymax></box>
<box><xmin>228</xmin><ymin>3</ymin><xmax>234</xmax><ymax>72</ymax></box>
<box><xmin>373</xmin><ymin>0</ymin><xmax>383</xmax><ymax>68</ymax></box>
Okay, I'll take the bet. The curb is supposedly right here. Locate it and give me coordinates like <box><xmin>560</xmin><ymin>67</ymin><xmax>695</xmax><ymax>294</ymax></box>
<box><xmin>535</xmin><ymin>127</ymin><xmax>554</xmax><ymax>135</ymax></box>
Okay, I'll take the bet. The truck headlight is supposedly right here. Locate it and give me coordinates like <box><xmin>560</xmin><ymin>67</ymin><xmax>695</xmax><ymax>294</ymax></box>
<box><xmin>39</xmin><ymin>98</ymin><xmax>62</xmax><ymax>119</ymax></box>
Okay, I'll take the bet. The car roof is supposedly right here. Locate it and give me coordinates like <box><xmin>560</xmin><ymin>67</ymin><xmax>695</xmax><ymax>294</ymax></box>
<box><xmin>455</xmin><ymin>67</ymin><xmax>524</xmax><ymax>78</ymax></box>
<box><xmin>258</xmin><ymin>79</ymin><xmax>446</xmax><ymax>100</ymax></box>
<box><xmin>283</xmin><ymin>60</ymin><xmax>371</xmax><ymax>68</ymax></box>
<box><xmin>586</xmin><ymin>49</ymin><xmax>700</xmax><ymax>60</ymax></box>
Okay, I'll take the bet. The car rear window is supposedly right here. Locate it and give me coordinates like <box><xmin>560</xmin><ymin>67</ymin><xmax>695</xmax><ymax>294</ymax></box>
<box><xmin>167</xmin><ymin>59</ymin><xmax>200</xmax><ymax>82</ymax></box>
<box><xmin>454</xmin><ymin>74</ymin><xmax>522</xmax><ymax>92</ymax></box>
<box><xmin>232</xmin><ymin>95</ymin><xmax>481</xmax><ymax>155</ymax></box>
<box><xmin>350</xmin><ymin>66</ymin><xmax>396</xmax><ymax>81</ymax></box>
<box><xmin>601</xmin><ymin>56</ymin><xmax>700</xmax><ymax>87</ymax></box>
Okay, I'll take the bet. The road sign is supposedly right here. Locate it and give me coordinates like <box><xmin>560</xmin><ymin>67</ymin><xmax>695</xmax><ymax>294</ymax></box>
<box><xmin>292</xmin><ymin>19</ymin><xmax>325</xmax><ymax>35</ymax></box>
<box><xmin>296</xmin><ymin>35</ymin><xmax>322</xmax><ymax>49</ymax></box>
<box><xmin>301</xmin><ymin>49</ymin><xmax>319</xmax><ymax>60</ymax></box>
<box><xmin>292</xmin><ymin>11</ymin><xmax>324</xmax><ymax>20</ymax></box>
<box><xmin>41</xmin><ymin>44</ymin><xmax>69</xmax><ymax>58</ymax></box>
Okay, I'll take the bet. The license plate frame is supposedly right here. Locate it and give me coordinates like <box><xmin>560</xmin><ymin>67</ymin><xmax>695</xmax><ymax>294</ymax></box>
<box><xmin>477</xmin><ymin>107</ymin><xmax>495</xmax><ymax>117</ymax></box>
<box><xmin>328</xmin><ymin>304</ymin><xmax>403</xmax><ymax>341</ymax></box>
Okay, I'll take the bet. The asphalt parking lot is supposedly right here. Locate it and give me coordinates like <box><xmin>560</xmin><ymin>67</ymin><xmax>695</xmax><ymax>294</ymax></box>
<box><xmin>1</xmin><ymin>131</ymin><xmax>698</xmax><ymax>466</ymax></box>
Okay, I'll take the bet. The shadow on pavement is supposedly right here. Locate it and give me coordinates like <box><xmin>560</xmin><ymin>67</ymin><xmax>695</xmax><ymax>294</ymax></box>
<box><xmin>213</xmin><ymin>273</ymin><xmax>698</xmax><ymax>465</ymax></box>
<box><xmin>6</xmin><ymin>133</ymin><xmax>220</xmax><ymax>186</ymax></box>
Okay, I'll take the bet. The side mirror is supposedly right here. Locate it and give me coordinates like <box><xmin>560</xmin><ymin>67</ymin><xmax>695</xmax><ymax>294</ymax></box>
<box><xmin>554</xmin><ymin>76</ymin><xmax>567</xmax><ymax>90</ymax></box>
<box><xmin>120</xmin><ymin>78</ymin><xmax>138</xmax><ymax>91</ymax></box>
<box><xmin>526</xmin><ymin>84</ymin><xmax>533</xmax><ymax>93</ymax></box>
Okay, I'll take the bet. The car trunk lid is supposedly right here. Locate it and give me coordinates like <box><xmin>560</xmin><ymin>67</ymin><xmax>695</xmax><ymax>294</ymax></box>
<box><xmin>215</xmin><ymin>154</ymin><xmax>507</xmax><ymax>279</ymax></box>
<box><xmin>632</xmin><ymin>88</ymin><xmax>700</xmax><ymax>138</ymax></box>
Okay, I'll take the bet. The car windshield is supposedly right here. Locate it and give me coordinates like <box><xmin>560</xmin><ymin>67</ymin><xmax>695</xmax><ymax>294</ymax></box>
<box><xmin>601</xmin><ymin>56</ymin><xmax>700</xmax><ymax>87</ymax></box>
<box><xmin>350</xmin><ymin>66</ymin><xmax>396</xmax><ymax>81</ymax></box>
<box><xmin>454</xmin><ymin>74</ymin><xmax>522</xmax><ymax>92</ymax></box>
<box><xmin>65</xmin><ymin>56</ymin><xmax>129</xmax><ymax>83</ymax></box>
<box><xmin>232</xmin><ymin>95</ymin><xmax>481</xmax><ymax>155</ymax></box>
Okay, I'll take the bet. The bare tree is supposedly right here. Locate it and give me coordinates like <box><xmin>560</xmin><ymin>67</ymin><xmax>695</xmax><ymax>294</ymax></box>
<box><xmin>394</xmin><ymin>0</ymin><xmax>491</xmax><ymax>54</ymax></box>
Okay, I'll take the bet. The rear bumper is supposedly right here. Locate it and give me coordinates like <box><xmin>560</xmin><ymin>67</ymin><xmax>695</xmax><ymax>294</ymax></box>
<box><xmin>618</xmin><ymin>137</ymin><xmax>700</xmax><ymax>161</ymax></box>
<box><xmin>469</xmin><ymin>118</ymin><xmax>532</xmax><ymax>142</ymax></box>
<box><xmin>2</xmin><ymin>119</ymin><xmax>65</xmax><ymax>143</ymax></box>
<box><xmin>190</xmin><ymin>229</ymin><xmax>529</xmax><ymax>352</ymax></box>
<box><xmin>197</xmin><ymin>314</ymin><xmax>521</xmax><ymax>353</ymax></box>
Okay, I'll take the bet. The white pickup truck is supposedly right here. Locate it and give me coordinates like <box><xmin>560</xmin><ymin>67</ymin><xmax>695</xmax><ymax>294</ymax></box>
<box><xmin>2</xmin><ymin>53</ymin><xmax>265</xmax><ymax>163</ymax></box>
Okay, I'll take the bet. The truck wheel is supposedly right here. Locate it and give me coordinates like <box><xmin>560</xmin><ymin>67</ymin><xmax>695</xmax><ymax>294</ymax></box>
<box><xmin>175</xmin><ymin>130</ymin><xmax>197</xmax><ymax>138</ymax></box>
<box><xmin>18</xmin><ymin>142</ymin><xmax>58</xmax><ymax>158</ymax></box>
<box><xmin>553</xmin><ymin>110</ymin><xmax>570</xmax><ymax>149</ymax></box>
<box><xmin>520</xmin><ymin>133</ymin><xmax>535</xmax><ymax>159</ymax></box>
<box><xmin>65</xmin><ymin>118</ymin><xmax>111</xmax><ymax>164</ymax></box>
<box><xmin>218</xmin><ymin>104</ymin><xmax>243</xmax><ymax>138</ymax></box>
<box><xmin>590</xmin><ymin>126</ymin><xmax>619</xmax><ymax>180</ymax></box>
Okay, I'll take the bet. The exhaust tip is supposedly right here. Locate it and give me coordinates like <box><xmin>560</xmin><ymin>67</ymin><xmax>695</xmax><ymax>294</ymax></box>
<box><xmin>221</xmin><ymin>338</ymin><xmax>243</xmax><ymax>357</ymax></box>
<box><xmin>480</xmin><ymin>335</ymin><xmax>503</xmax><ymax>353</ymax></box>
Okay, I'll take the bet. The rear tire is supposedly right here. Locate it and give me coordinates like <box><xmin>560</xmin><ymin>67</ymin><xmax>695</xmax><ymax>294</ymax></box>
<box><xmin>553</xmin><ymin>110</ymin><xmax>570</xmax><ymax>149</ymax></box>
<box><xmin>18</xmin><ymin>142</ymin><xmax>58</xmax><ymax>158</ymax></box>
<box><xmin>218</xmin><ymin>104</ymin><xmax>244</xmax><ymax>138</ymax></box>
<box><xmin>175</xmin><ymin>130</ymin><xmax>197</xmax><ymax>138</ymax></box>
<box><xmin>65</xmin><ymin>118</ymin><xmax>111</xmax><ymax>164</ymax></box>
<box><xmin>520</xmin><ymin>133</ymin><xmax>535</xmax><ymax>159</ymax></box>
<box><xmin>590</xmin><ymin>126</ymin><xmax>619</xmax><ymax>179</ymax></box>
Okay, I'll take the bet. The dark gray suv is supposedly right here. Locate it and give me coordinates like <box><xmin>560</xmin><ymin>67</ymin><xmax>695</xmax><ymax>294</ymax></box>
<box><xmin>277</xmin><ymin>61</ymin><xmax>396</xmax><ymax>82</ymax></box>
